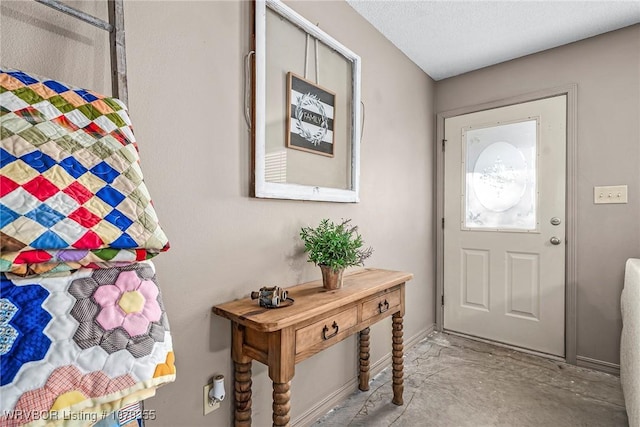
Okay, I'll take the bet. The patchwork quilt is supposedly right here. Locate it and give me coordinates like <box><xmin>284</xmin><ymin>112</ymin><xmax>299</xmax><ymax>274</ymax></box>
<box><xmin>0</xmin><ymin>262</ymin><xmax>175</xmax><ymax>427</ymax></box>
<box><xmin>0</xmin><ymin>69</ymin><xmax>175</xmax><ymax>426</ymax></box>
<box><xmin>0</xmin><ymin>69</ymin><xmax>169</xmax><ymax>276</ymax></box>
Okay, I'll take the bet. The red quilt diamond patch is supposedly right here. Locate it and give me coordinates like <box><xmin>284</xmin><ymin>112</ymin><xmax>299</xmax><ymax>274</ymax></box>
<box><xmin>63</xmin><ymin>181</ymin><xmax>93</xmax><ymax>205</ymax></box>
<box><xmin>22</xmin><ymin>176</ymin><xmax>60</xmax><ymax>201</ymax></box>
<box><xmin>68</xmin><ymin>207</ymin><xmax>101</xmax><ymax>228</ymax></box>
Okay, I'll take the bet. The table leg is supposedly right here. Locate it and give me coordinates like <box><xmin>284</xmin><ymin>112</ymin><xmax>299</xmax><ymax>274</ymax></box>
<box><xmin>358</xmin><ymin>327</ymin><xmax>371</xmax><ymax>391</ymax></box>
<box><xmin>268</xmin><ymin>327</ymin><xmax>295</xmax><ymax>427</ymax></box>
<box><xmin>232</xmin><ymin>322</ymin><xmax>253</xmax><ymax>426</ymax></box>
<box><xmin>392</xmin><ymin>312</ymin><xmax>404</xmax><ymax>405</ymax></box>
<box><xmin>234</xmin><ymin>361</ymin><xmax>252</xmax><ymax>426</ymax></box>
<box><xmin>272</xmin><ymin>381</ymin><xmax>291</xmax><ymax>426</ymax></box>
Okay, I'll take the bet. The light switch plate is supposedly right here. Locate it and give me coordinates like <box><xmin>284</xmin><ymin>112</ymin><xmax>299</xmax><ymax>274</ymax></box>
<box><xmin>594</xmin><ymin>185</ymin><xmax>628</xmax><ymax>204</ymax></box>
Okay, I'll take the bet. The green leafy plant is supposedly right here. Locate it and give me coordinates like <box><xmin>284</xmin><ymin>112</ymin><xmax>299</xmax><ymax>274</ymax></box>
<box><xmin>300</xmin><ymin>219</ymin><xmax>373</xmax><ymax>272</ymax></box>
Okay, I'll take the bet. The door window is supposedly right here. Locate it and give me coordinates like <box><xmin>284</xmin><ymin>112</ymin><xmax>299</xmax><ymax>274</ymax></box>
<box><xmin>463</xmin><ymin>119</ymin><xmax>538</xmax><ymax>231</ymax></box>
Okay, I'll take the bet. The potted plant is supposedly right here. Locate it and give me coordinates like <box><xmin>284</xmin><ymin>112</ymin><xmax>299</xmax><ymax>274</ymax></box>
<box><xmin>300</xmin><ymin>218</ymin><xmax>373</xmax><ymax>290</ymax></box>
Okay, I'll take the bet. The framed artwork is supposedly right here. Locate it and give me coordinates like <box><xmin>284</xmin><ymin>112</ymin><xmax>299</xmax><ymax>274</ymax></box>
<box><xmin>253</xmin><ymin>0</ymin><xmax>362</xmax><ymax>203</ymax></box>
<box><xmin>286</xmin><ymin>72</ymin><xmax>336</xmax><ymax>157</ymax></box>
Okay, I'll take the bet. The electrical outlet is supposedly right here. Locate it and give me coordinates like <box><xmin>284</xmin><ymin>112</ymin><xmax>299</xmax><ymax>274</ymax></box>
<box><xmin>203</xmin><ymin>383</ymin><xmax>220</xmax><ymax>415</ymax></box>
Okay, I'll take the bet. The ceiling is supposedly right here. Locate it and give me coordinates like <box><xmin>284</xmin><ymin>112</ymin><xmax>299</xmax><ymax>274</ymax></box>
<box><xmin>346</xmin><ymin>1</ymin><xmax>640</xmax><ymax>81</ymax></box>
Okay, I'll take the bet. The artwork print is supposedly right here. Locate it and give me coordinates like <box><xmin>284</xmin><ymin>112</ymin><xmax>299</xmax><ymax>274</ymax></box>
<box><xmin>286</xmin><ymin>72</ymin><xmax>336</xmax><ymax>157</ymax></box>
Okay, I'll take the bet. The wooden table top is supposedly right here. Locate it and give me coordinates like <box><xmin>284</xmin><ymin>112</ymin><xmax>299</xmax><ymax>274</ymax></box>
<box><xmin>212</xmin><ymin>268</ymin><xmax>413</xmax><ymax>332</ymax></box>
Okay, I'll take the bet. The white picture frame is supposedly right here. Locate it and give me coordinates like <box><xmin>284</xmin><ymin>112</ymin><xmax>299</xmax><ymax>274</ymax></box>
<box><xmin>254</xmin><ymin>0</ymin><xmax>362</xmax><ymax>203</ymax></box>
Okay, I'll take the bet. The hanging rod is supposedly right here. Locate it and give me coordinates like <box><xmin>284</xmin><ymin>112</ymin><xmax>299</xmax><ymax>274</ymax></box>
<box><xmin>33</xmin><ymin>0</ymin><xmax>128</xmax><ymax>105</ymax></box>
<box><xmin>35</xmin><ymin>0</ymin><xmax>113</xmax><ymax>32</ymax></box>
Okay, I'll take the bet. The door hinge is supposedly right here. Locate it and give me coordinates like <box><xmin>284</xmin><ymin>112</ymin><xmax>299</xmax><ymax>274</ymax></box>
<box><xmin>442</xmin><ymin>139</ymin><xmax>447</xmax><ymax>151</ymax></box>
<box><xmin>441</xmin><ymin>218</ymin><xmax>445</xmax><ymax>229</ymax></box>
<box><xmin>441</xmin><ymin>295</ymin><xmax>445</xmax><ymax>306</ymax></box>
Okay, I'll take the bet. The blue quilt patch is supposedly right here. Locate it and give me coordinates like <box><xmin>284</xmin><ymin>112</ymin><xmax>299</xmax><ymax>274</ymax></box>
<box><xmin>0</xmin><ymin>276</ymin><xmax>52</xmax><ymax>386</ymax></box>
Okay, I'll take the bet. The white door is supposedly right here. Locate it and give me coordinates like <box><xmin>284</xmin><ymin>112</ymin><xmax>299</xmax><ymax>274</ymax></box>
<box><xmin>443</xmin><ymin>96</ymin><xmax>566</xmax><ymax>357</ymax></box>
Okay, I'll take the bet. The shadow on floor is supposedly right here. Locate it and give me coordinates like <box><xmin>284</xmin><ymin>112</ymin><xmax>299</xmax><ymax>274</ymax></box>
<box><xmin>314</xmin><ymin>332</ymin><xmax>628</xmax><ymax>427</ymax></box>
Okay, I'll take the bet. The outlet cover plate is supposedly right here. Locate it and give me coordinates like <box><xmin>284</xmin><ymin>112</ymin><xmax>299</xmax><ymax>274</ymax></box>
<box><xmin>203</xmin><ymin>384</ymin><xmax>220</xmax><ymax>415</ymax></box>
<box><xmin>594</xmin><ymin>185</ymin><xmax>628</xmax><ymax>204</ymax></box>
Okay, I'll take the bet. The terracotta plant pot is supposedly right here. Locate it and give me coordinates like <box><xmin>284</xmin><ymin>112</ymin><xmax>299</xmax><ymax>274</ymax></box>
<box><xmin>320</xmin><ymin>265</ymin><xmax>344</xmax><ymax>290</ymax></box>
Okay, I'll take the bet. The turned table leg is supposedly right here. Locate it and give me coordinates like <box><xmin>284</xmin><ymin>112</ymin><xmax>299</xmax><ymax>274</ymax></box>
<box><xmin>358</xmin><ymin>327</ymin><xmax>371</xmax><ymax>391</ymax></box>
<box><xmin>392</xmin><ymin>312</ymin><xmax>404</xmax><ymax>405</ymax></box>
<box><xmin>231</xmin><ymin>322</ymin><xmax>253</xmax><ymax>426</ymax></box>
<box><xmin>234</xmin><ymin>361</ymin><xmax>252</xmax><ymax>426</ymax></box>
<box><xmin>272</xmin><ymin>381</ymin><xmax>291</xmax><ymax>427</ymax></box>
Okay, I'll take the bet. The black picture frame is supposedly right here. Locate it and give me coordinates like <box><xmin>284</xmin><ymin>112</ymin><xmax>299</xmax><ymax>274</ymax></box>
<box><xmin>286</xmin><ymin>72</ymin><xmax>336</xmax><ymax>157</ymax></box>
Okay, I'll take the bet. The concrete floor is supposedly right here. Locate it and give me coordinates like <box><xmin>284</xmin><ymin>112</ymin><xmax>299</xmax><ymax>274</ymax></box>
<box><xmin>314</xmin><ymin>332</ymin><xmax>628</xmax><ymax>427</ymax></box>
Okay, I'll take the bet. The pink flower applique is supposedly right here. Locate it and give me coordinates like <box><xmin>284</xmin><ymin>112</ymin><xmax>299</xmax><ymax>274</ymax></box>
<box><xmin>94</xmin><ymin>270</ymin><xmax>162</xmax><ymax>337</ymax></box>
<box><xmin>69</xmin><ymin>264</ymin><xmax>169</xmax><ymax>358</ymax></box>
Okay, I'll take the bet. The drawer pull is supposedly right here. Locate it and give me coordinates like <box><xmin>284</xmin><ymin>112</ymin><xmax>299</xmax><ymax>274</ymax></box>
<box><xmin>322</xmin><ymin>321</ymin><xmax>339</xmax><ymax>340</ymax></box>
<box><xmin>378</xmin><ymin>300</ymin><xmax>390</xmax><ymax>313</ymax></box>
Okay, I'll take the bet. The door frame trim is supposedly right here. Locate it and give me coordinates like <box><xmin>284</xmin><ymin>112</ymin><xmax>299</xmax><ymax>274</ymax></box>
<box><xmin>435</xmin><ymin>85</ymin><xmax>578</xmax><ymax>364</ymax></box>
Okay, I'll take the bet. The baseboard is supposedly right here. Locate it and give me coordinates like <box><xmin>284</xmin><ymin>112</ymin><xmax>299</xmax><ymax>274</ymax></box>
<box><xmin>444</xmin><ymin>330</ymin><xmax>565</xmax><ymax>362</ymax></box>
<box><xmin>576</xmin><ymin>356</ymin><xmax>620</xmax><ymax>376</ymax></box>
<box><xmin>292</xmin><ymin>324</ymin><xmax>435</xmax><ymax>427</ymax></box>
<box><xmin>291</xmin><ymin>369</ymin><xmax>358</xmax><ymax>427</ymax></box>
<box><xmin>406</xmin><ymin>323</ymin><xmax>437</xmax><ymax>348</ymax></box>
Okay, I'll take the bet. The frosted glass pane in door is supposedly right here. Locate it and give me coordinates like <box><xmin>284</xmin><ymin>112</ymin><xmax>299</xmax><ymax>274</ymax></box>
<box><xmin>464</xmin><ymin>120</ymin><xmax>537</xmax><ymax>230</ymax></box>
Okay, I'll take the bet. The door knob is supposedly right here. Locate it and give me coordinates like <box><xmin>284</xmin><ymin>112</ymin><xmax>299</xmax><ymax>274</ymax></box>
<box><xmin>550</xmin><ymin>237</ymin><xmax>562</xmax><ymax>245</ymax></box>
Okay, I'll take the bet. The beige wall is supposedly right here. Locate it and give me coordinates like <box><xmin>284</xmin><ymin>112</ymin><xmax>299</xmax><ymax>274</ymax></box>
<box><xmin>265</xmin><ymin>9</ymin><xmax>351</xmax><ymax>189</ymax></box>
<box><xmin>1</xmin><ymin>1</ymin><xmax>435</xmax><ymax>426</ymax></box>
<box><xmin>0</xmin><ymin>0</ymin><xmax>111</xmax><ymax>93</ymax></box>
<box><xmin>436</xmin><ymin>24</ymin><xmax>640</xmax><ymax>366</ymax></box>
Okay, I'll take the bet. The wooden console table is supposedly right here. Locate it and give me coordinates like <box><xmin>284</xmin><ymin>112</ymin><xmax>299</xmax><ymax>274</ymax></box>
<box><xmin>212</xmin><ymin>268</ymin><xmax>413</xmax><ymax>427</ymax></box>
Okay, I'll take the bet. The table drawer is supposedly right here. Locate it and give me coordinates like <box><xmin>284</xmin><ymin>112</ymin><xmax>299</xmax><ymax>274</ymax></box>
<box><xmin>362</xmin><ymin>289</ymin><xmax>401</xmax><ymax>322</ymax></box>
<box><xmin>295</xmin><ymin>306</ymin><xmax>358</xmax><ymax>354</ymax></box>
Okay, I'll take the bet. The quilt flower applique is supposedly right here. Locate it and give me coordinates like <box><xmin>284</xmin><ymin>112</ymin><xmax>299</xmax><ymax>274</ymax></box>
<box><xmin>69</xmin><ymin>264</ymin><xmax>169</xmax><ymax>358</ymax></box>
<box><xmin>8</xmin><ymin>365</ymin><xmax>136</xmax><ymax>423</ymax></box>
<box><xmin>94</xmin><ymin>270</ymin><xmax>162</xmax><ymax>336</ymax></box>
